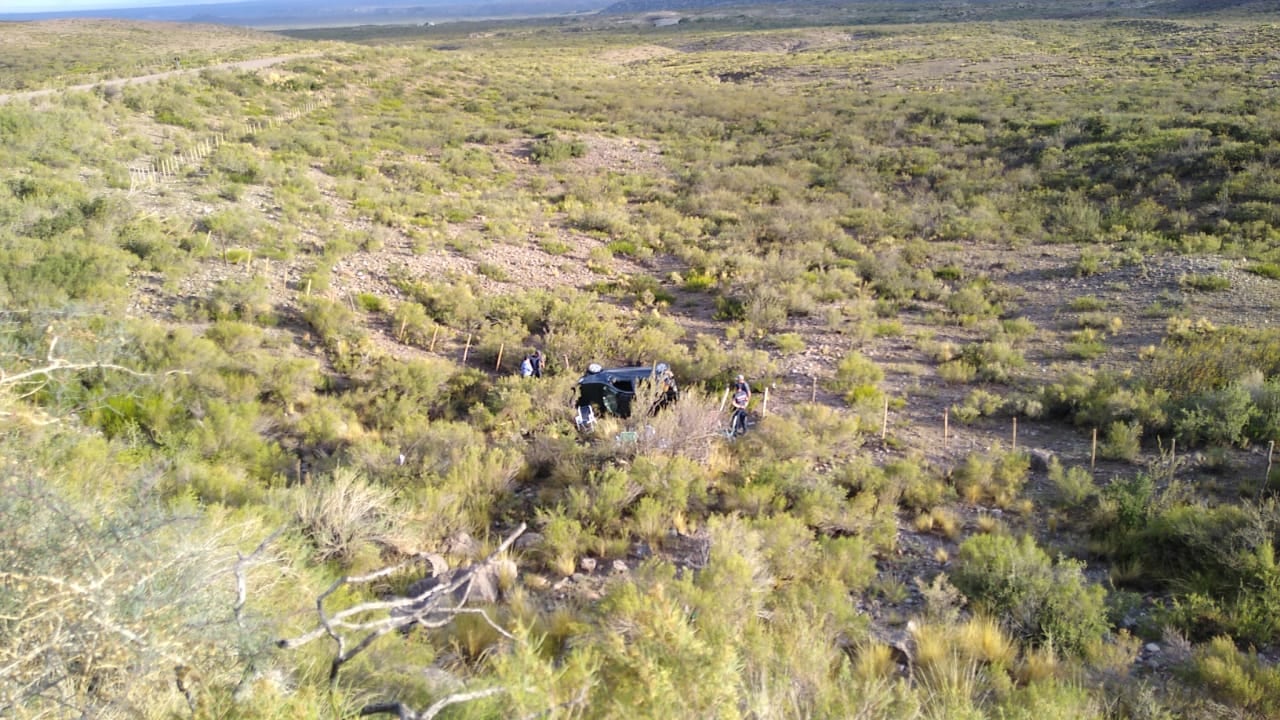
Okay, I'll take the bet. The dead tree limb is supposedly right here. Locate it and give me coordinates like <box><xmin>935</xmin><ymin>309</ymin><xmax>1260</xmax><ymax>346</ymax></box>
<box><xmin>277</xmin><ymin>523</ymin><xmax>526</xmax><ymax>688</ymax></box>
<box><xmin>0</xmin><ymin>336</ymin><xmax>190</xmax><ymax>389</ymax></box>
<box><xmin>360</xmin><ymin>686</ymin><xmax>507</xmax><ymax>719</ymax></box>
<box><xmin>234</xmin><ymin>528</ymin><xmax>284</xmax><ymax>627</ymax></box>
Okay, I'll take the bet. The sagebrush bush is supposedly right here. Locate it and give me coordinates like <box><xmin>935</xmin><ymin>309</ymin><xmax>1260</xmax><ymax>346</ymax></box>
<box><xmin>952</xmin><ymin>533</ymin><xmax>1108</xmax><ymax>657</ymax></box>
<box><xmin>295</xmin><ymin>467</ymin><xmax>397</xmax><ymax>568</ymax></box>
<box><xmin>1186</xmin><ymin>635</ymin><xmax>1280</xmax><ymax>716</ymax></box>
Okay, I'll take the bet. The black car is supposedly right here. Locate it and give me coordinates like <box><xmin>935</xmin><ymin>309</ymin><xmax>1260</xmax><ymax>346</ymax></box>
<box><xmin>575</xmin><ymin>363</ymin><xmax>677</xmax><ymax>418</ymax></box>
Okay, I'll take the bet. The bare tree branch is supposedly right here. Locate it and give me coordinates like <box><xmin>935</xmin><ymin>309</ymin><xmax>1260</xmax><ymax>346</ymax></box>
<box><xmin>277</xmin><ymin>523</ymin><xmax>526</xmax><ymax>688</ymax></box>
<box><xmin>234</xmin><ymin>528</ymin><xmax>284</xmax><ymax>626</ymax></box>
<box><xmin>360</xmin><ymin>686</ymin><xmax>507</xmax><ymax>719</ymax></box>
<box><xmin>0</xmin><ymin>335</ymin><xmax>189</xmax><ymax>388</ymax></box>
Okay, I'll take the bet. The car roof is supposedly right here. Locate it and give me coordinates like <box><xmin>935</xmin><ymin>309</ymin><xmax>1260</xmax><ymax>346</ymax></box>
<box><xmin>577</xmin><ymin>366</ymin><xmax>658</xmax><ymax>385</ymax></box>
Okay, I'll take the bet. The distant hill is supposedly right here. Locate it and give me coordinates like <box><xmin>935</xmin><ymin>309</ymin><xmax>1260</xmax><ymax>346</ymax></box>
<box><xmin>0</xmin><ymin>0</ymin><xmax>610</xmax><ymax>28</ymax></box>
<box><xmin>598</xmin><ymin>0</ymin><xmax>778</xmax><ymax>13</ymax></box>
<box><xmin>597</xmin><ymin>0</ymin><xmax>1277</xmax><ymax>18</ymax></box>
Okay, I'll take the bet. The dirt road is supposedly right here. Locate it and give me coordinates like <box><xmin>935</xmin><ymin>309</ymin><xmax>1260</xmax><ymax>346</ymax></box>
<box><xmin>0</xmin><ymin>55</ymin><xmax>310</xmax><ymax>104</ymax></box>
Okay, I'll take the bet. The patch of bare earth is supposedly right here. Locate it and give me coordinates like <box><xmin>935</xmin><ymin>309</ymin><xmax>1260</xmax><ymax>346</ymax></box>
<box><xmin>596</xmin><ymin>45</ymin><xmax>680</xmax><ymax>66</ymax></box>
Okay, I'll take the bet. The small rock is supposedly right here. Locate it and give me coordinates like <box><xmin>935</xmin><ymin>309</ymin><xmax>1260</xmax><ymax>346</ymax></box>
<box><xmin>514</xmin><ymin>532</ymin><xmax>544</xmax><ymax>550</ymax></box>
<box><xmin>611</xmin><ymin>560</ymin><xmax>629</xmax><ymax>574</ymax></box>
<box><xmin>580</xmin><ymin>557</ymin><xmax>597</xmax><ymax>572</ymax></box>
<box><xmin>1145</xmin><ymin>643</ymin><xmax>1160</xmax><ymax>653</ymax></box>
<box><xmin>1028</xmin><ymin>448</ymin><xmax>1055</xmax><ymax>472</ymax></box>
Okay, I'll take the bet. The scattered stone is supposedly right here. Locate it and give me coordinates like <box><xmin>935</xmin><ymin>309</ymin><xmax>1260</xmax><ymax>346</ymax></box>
<box><xmin>1145</xmin><ymin>643</ymin><xmax>1160</xmax><ymax>654</ymax></box>
<box><xmin>580</xmin><ymin>557</ymin><xmax>597</xmax><ymax>572</ymax></box>
<box><xmin>444</xmin><ymin>532</ymin><xmax>478</xmax><ymax>558</ymax></box>
<box><xmin>611</xmin><ymin>560</ymin><xmax>628</xmax><ymax>574</ymax></box>
<box><xmin>514</xmin><ymin>532</ymin><xmax>544</xmax><ymax>550</ymax></box>
<box><xmin>1028</xmin><ymin>448</ymin><xmax>1055</xmax><ymax>472</ymax></box>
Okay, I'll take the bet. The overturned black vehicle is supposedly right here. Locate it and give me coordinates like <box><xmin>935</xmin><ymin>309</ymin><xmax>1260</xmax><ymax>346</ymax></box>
<box><xmin>575</xmin><ymin>363</ymin><xmax>678</xmax><ymax>418</ymax></box>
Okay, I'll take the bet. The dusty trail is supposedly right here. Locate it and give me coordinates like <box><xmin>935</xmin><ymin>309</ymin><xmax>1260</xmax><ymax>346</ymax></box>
<box><xmin>0</xmin><ymin>54</ymin><xmax>313</xmax><ymax>104</ymax></box>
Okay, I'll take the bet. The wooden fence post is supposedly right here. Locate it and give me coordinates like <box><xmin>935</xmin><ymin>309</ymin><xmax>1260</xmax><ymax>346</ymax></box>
<box><xmin>881</xmin><ymin>396</ymin><xmax>889</xmax><ymax>441</ymax></box>
<box><xmin>943</xmin><ymin>407</ymin><xmax>949</xmax><ymax>449</ymax></box>
<box><xmin>811</xmin><ymin>376</ymin><xmax>817</xmax><ymax>403</ymax></box>
<box><xmin>719</xmin><ymin>387</ymin><xmax>731</xmax><ymax>413</ymax></box>
<box><xmin>462</xmin><ymin>333</ymin><xmax>472</xmax><ymax>365</ymax></box>
<box><xmin>1012</xmin><ymin>416</ymin><xmax>1018</xmax><ymax>451</ymax></box>
<box><xmin>495</xmin><ymin>343</ymin><xmax>504</xmax><ymax>371</ymax></box>
<box><xmin>762</xmin><ymin>387</ymin><xmax>769</xmax><ymax>417</ymax></box>
<box><xmin>429</xmin><ymin>326</ymin><xmax>439</xmax><ymax>352</ymax></box>
<box><xmin>1258</xmin><ymin>440</ymin><xmax>1275</xmax><ymax>502</ymax></box>
<box><xmin>1091</xmin><ymin>428</ymin><xmax>1098</xmax><ymax>470</ymax></box>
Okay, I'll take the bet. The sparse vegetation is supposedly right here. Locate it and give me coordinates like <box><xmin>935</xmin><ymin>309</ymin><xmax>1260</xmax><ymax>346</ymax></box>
<box><xmin>3</xmin><ymin>6</ymin><xmax>1280</xmax><ymax>718</ymax></box>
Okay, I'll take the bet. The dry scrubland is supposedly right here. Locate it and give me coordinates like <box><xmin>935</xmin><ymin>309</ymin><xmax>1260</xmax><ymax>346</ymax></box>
<box><xmin>4</xmin><ymin>6</ymin><xmax>1280</xmax><ymax>718</ymax></box>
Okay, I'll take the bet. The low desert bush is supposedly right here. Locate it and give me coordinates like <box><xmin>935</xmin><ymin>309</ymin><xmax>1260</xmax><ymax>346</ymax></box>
<box><xmin>1099</xmin><ymin>420</ymin><xmax>1143</xmax><ymax>461</ymax></box>
<box><xmin>1046</xmin><ymin>458</ymin><xmax>1097</xmax><ymax>508</ymax></box>
<box><xmin>295</xmin><ymin>467</ymin><xmax>396</xmax><ymax>569</ymax></box>
<box><xmin>952</xmin><ymin>533</ymin><xmax>1108</xmax><ymax>657</ymax></box>
<box><xmin>952</xmin><ymin>447</ymin><xmax>1029</xmax><ymax>508</ymax></box>
<box><xmin>1185</xmin><ymin>635</ymin><xmax>1280</xmax><ymax>716</ymax></box>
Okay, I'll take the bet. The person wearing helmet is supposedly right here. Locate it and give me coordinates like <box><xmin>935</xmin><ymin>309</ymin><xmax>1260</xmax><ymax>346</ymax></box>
<box><xmin>649</xmin><ymin>362</ymin><xmax>678</xmax><ymax>415</ymax></box>
<box><xmin>729</xmin><ymin>373</ymin><xmax>751</xmax><ymax>436</ymax></box>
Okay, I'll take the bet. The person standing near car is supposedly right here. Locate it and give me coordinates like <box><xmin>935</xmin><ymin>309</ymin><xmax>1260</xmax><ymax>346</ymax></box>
<box><xmin>730</xmin><ymin>374</ymin><xmax>750</xmax><ymax>435</ymax></box>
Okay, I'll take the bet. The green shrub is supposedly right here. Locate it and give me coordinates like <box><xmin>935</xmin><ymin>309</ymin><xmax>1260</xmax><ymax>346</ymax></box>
<box><xmin>529</xmin><ymin>134</ymin><xmax>586</xmax><ymax>164</ymax></box>
<box><xmin>1173</xmin><ymin>383</ymin><xmax>1257</xmax><ymax>448</ymax></box>
<box><xmin>953</xmin><ymin>533</ymin><xmax>1108</xmax><ymax>657</ymax></box>
<box><xmin>1068</xmin><ymin>295</ymin><xmax>1108</xmax><ymax>312</ymax></box>
<box><xmin>1186</xmin><ymin>635</ymin><xmax>1280</xmax><ymax>717</ymax></box>
<box><xmin>1046</xmin><ymin>458</ymin><xmax>1096</xmax><ymax>508</ymax></box>
<box><xmin>354</xmin><ymin>292</ymin><xmax>386</xmax><ymax>312</ymax></box>
<box><xmin>951</xmin><ymin>389</ymin><xmax>1004</xmax><ymax>424</ymax></box>
<box><xmin>938</xmin><ymin>359</ymin><xmax>978</xmax><ymax>384</ymax></box>
<box><xmin>1179</xmin><ymin>273</ymin><xmax>1231</xmax><ymax>292</ymax></box>
<box><xmin>200</xmin><ymin>276</ymin><xmax>273</xmax><ymax>324</ymax></box>
<box><xmin>1099</xmin><ymin>420</ymin><xmax>1142</xmax><ymax>461</ymax></box>
<box><xmin>828</xmin><ymin>350</ymin><xmax>884</xmax><ymax>408</ymax></box>
<box><xmin>1066</xmin><ymin>328</ymin><xmax>1107</xmax><ymax>360</ymax></box>
<box><xmin>769</xmin><ymin>332</ymin><xmax>805</xmax><ymax>355</ymax></box>
<box><xmin>1245</xmin><ymin>262</ymin><xmax>1280</xmax><ymax>280</ymax></box>
<box><xmin>960</xmin><ymin>341</ymin><xmax>1025</xmax><ymax>383</ymax></box>
<box><xmin>953</xmin><ymin>447</ymin><xmax>1028</xmax><ymax>508</ymax></box>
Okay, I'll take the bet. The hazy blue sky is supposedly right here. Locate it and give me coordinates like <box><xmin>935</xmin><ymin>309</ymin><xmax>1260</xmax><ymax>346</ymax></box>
<box><xmin>2</xmin><ymin>0</ymin><xmax>230</xmax><ymax>12</ymax></box>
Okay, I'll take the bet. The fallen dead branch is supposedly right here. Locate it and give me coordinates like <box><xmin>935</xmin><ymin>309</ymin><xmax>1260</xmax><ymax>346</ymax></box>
<box><xmin>276</xmin><ymin>523</ymin><xmax>526</xmax><ymax>687</ymax></box>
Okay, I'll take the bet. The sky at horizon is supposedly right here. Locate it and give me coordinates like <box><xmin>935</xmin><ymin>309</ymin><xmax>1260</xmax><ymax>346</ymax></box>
<box><xmin>1</xmin><ymin>0</ymin><xmax>238</xmax><ymax>13</ymax></box>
